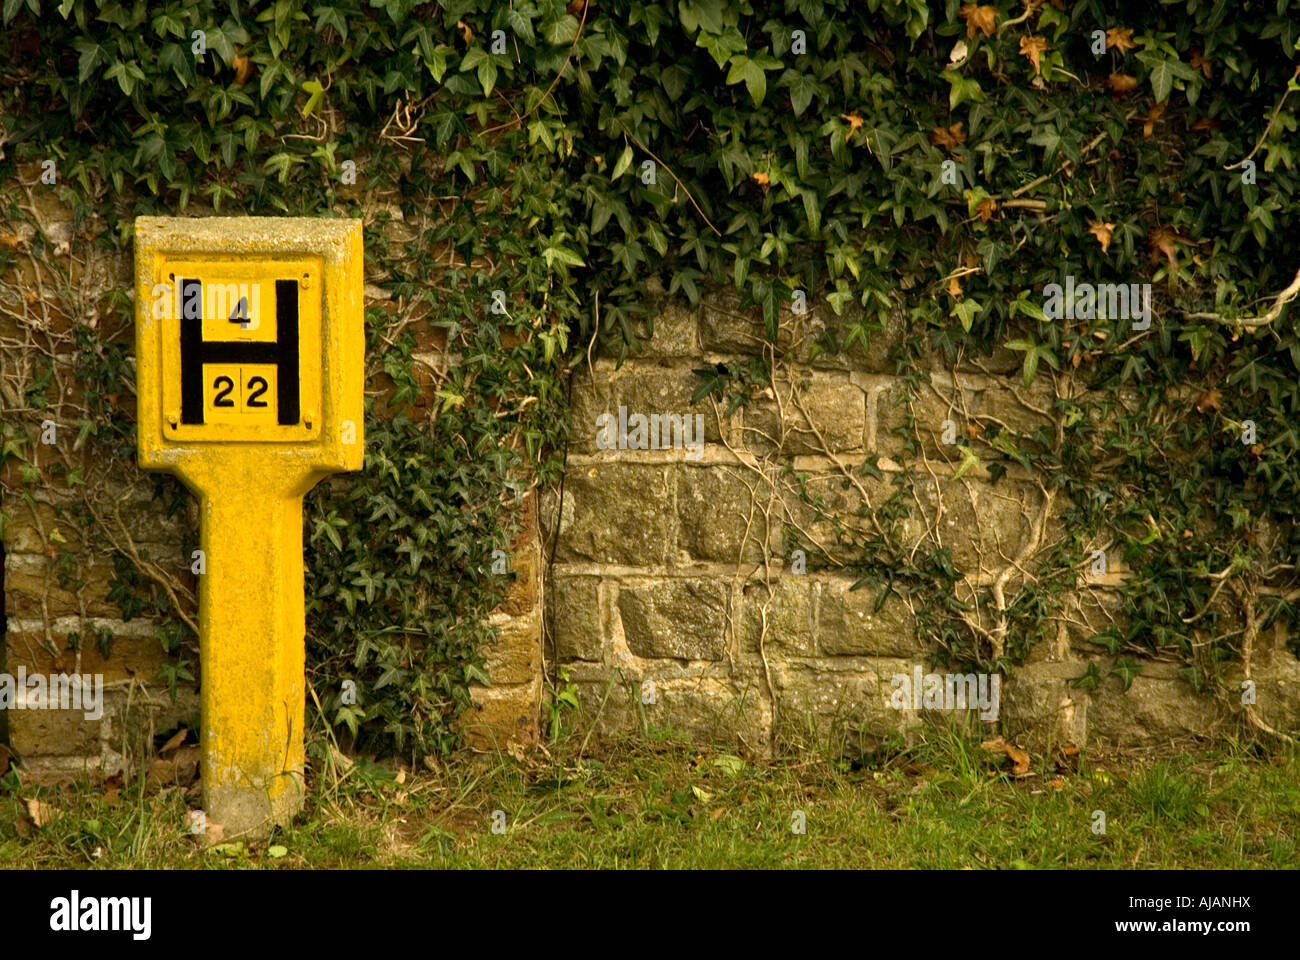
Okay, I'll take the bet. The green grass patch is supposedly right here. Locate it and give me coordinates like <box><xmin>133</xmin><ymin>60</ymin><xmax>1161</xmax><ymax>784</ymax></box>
<box><xmin>1</xmin><ymin>732</ymin><xmax>1296</xmax><ymax>869</ymax></box>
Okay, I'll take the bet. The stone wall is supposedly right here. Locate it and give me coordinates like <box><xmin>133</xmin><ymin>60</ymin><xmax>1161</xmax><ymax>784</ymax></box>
<box><xmin>4</xmin><ymin>181</ymin><xmax>1298</xmax><ymax>772</ymax></box>
<box><xmin>541</xmin><ymin>290</ymin><xmax>1300</xmax><ymax>755</ymax></box>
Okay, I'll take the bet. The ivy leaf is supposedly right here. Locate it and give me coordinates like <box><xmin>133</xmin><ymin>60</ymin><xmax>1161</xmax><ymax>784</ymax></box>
<box><xmin>659</xmin><ymin>64</ymin><xmax>690</xmax><ymax>101</ymax></box>
<box><xmin>1006</xmin><ymin>337</ymin><xmax>1058</xmax><ymax>387</ymax></box>
<box><xmin>611</xmin><ymin>144</ymin><xmax>634</xmax><ymax>180</ymax></box>
<box><xmin>1029</xmin><ymin>126</ymin><xmax>1061</xmax><ymax>161</ymax></box>
<box><xmin>1089</xmin><ymin>627</ymin><xmax>1123</xmax><ymax>655</ymax></box>
<box><xmin>71</xmin><ymin>37</ymin><xmax>104</xmax><ymax>83</ymax></box>
<box><xmin>691</xmin><ymin>367</ymin><xmax>726</xmax><ymax>404</ymax></box>
<box><xmin>505</xmin><ymin>8</ymin><xmax>534</xmax><ymax>44</ymax></box>
<box><xmin>679</xmin><ymin>0</ymin><xmax>727</xmax><ymax>34</ymax></box>
<box><xmin>1136</xmin><ymin>52</ymin><xmax>1196</xmax><ymax>103</ymax></box>
<box><xmin>951</xmin><ymin>445</ymin><xmax>981</xmax><ymax>480</ymax></box>
<box><xmin>424</xmin><ymin>44</ymin><xmax>452</xmax><ymax>82</ymax></box>
<box><xmin>951</xmin><ymin>297</ymin><xmax>983</xmax><ymax>333</ymax></box>
<box><xmin>1070</xmin><ymin>663</ymin><xmax>1102</xmax><ymax>690</ymax></box>
<box><xmin>1109</xmin><ymin>657</ymin><xmax>1143</xmax><ymax>692</ymax></box>
<box><xmin>697</xmin><ymin>27</ymin><xmax>747</xmax><ymax>69</ymax></box>
<box><xmin>543</xmin><ymin>244</ymin><xmax>585</xmax><ymax>268</ymax></box>
<box><xmin>1143</xmin><ymin>55</ymin><xmax>1175</xmax><ymax>102</ymax></box>
<box><xmin>801</xmin><ymin>189</ymin><xmax>820</xmax><ymax>234</ymax></box>
<box><xmin>315</xmin><ymin>6</ymin><xmax>349</xmax><ymax>39</ymax></box>
<box><xmin>319</xmin><ymin>518</ymin><xmax>343</xmax><ymax>552</ymax></box>
<box><xmin>781</xmin><ymin>69</ymin><xmax>817</xmax><ymax>115</ymax></box>
<box><xmin>543</xmin><ymin>15</ymin><xmax>579</xmax><ymax>46</ymax></box>
<box><xmin>477</xmin><ymin>58</ymin><xmax>498</xmax><ymax>98</ymax></box>
<box><xmin>942</xmin><ymin>69</ymin><xmax>984</xmax><ymax>110</ymax></box>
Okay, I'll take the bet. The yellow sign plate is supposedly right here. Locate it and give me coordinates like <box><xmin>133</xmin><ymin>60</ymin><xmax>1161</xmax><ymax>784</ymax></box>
<box><xmin>135</xmin><ymin>217</ymin><xmax>364</xmax><ymax>472</ymax></box>
<box><xmin>156</xmin><ymin>257</ymin><xmax>323</xmax><ymax>443</ymax></box>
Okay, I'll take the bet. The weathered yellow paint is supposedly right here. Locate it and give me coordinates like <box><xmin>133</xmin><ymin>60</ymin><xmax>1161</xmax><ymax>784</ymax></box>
<box><xmin>134</xmin><ymin>217</ymin><xmax>364</xmax><ymax>839</ymax></box>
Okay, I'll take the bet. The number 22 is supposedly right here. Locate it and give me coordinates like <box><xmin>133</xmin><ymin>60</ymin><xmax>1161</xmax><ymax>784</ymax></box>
<box><xmin>212</xmin><ymin>374</ymin><xmax>269</xmax><ymax>409</ymax></box>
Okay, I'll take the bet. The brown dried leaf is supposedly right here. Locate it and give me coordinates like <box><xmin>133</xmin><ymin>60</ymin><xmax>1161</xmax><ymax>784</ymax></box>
<box><xmin>102</xmin><ymin>774</ymin><xmax>123</xmax><ymax>805</ymax></box>
<box><xmin>1006</xmin><ymin>744</ymin><xmax>1032</xmax><ymax>777</ymax></box>
<box><xmin>457</xmin><ymin>19</ymin><xmax>472</xmax><ymax>44</ymax></box>
<box><xmin>1019</xmin><ymin>36</ymin><xmax>1050</xmax><ymax>76</ymax></box>
<box><xmin>147</xmin><ymin>745</ymin><xmax>201</xmax><ymax>789</ymax></box>
<box><xmin>948</xmin><ymin>275</ymin><xmax>963</xmax><ymax>297</ymax></box>
<box><xmin>158</xmin><ymin>727</ymin><xmax>188</xmax><ymax>756</ymax></box>
<box><xmin>1106</xmin><ymin>28</ymin><xmax>1137</xmax><ymax>54</ymax></box>
<box><xmin>231</xmin><ymin>54</ymin><xmax>252</xmax><ymax>86</ymax></box>
<box><xmin>977</xmin><ymin>197</ymin><xmax>997</xmax><ymax>222</ymax></box>
<box><xmin>710</xmin><ymin>806</ymin><xmax>727</xmax><ymax>820</ymax></box>
<box><xmin>958</xmin><ymin>4</ymin><xmax>997</xmax><ymax>39</ymax></box>
<box><xmin>752</xmin><ymin>171</ymin><xmax>770</xmax><ymax>186</ymax></box>
<box><xmin>1143</xmin><ymin>102</ymin><xmax>1166</xmax><ymax>138</ymax></box>
<box><xmin>840</xmin><ymin>113</ymin><xmax>863</xmax><ymax>143</ymax></box>
<box><xmin>1108</xmin><ymin>73</ymin><xmax>1138</xmax><ymax>95</ymax></box>
<box><xmin>1192</xmin><ymin>117</ymin><xmax>1222</xmax><ymax>131</ymax></box>
<box><xmin>1148</xmin><ymin>225</ymin><xmax>1190</xmax><ymax>272</ymax></box>
<box><xmin>981</xmin><ymin>736</ymin><xmax>1030</xmax><ymax>776</ymax></box>
<box><xmin>1195</xmin><ymin>389</ymin><xmax>1222</xmax><ymax>413</ymax></box>
<box><xmin>25</xmin><ymin>797</ymin><xmax>59</xmax><ymax>828</ymax></box>
<box><xmin>1189</xmin><ymin>48</ymin><xmax>1212</xmax><ymax>79</ymax></box>
<box><xmin>928</xmin><ymin>122</ymin><xmax>967</xmax><ymax>153</ymax></box>
<box><xmin>1088</xmin><ymin>220</ymin><xmax>1115</xmax><ymax>253</ymax></box>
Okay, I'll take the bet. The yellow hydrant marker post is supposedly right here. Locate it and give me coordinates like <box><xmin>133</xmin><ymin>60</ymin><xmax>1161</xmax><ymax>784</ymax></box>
<box><xmin>134</xmin><ymin>217</ymin><xmax>364</xmax><ymax>839</ymax></box>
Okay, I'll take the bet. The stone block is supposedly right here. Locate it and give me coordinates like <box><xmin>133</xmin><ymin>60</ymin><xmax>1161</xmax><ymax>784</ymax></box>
<box><xmin>913</xmin><ymin>477</ymin><xmax>1037</xmax><ymax>575</ymax></box>
<box><xmin>568</xmin><ymin>675</ymin><xmax>770</xmax><ymax>750</ymax></box>
<box><xmin>569</xmin><ymin>364</ymin><xmax>722</xmax><ymax>455</ymax></box>
<box><xmin>999</xmin><ymin>661</ymin><xmax>1089</xmax><ymax>751</ymax></box>
<box><xmin>741</xmin><ymin>378</ymin><xmax>866</xmax><ymax>456</ymax></box>
<box><xmin>675</xmin><ymin>465</ymin><xmax>766</xmax><ymax>563</ymax></box>
<box><xmin>770</xmin><ymin>659</ymin><xmax>910</xmax><ymax>748</ymax></box>
<box><xmin>483</xmin><ymin>615</ymin><xmax>542</xmax><ymax>685</ymax></box>
<box><xmin>1084</xmin><ymin>663</ymin><xmax>1228</xmax><ymax>748</ymax></box>
<box><xmin>814</xmin><ymin>577</ymin><xmax>921</xmax><ymax>657</ymax></box>
<box><xmin>740</xmin><ymin>578</ymin><xmax>814</xmax><ymax>656</ymax></box>
<box><xmin>548</xmin><ymin>464</ymin><xmax>673</xmax><ymax>565</ymax></box>
<box><xmin>9</xmin><ymin>706</ymin><xmax>101</xmax><ymax>758</ymax></box>
<box><xmin>616</xmin><ymin>579</ymin><xmax>729</xmax><ymax>661</ymax></box>
<box><xmin>877</xmin><ymin>372</ymin><xmax>1055</xmax><ymax>459</ymax></box>
<box><xmin>548</xmin><ymin>575</ymin><xmax>605</xmax><ymax>662</ymax></box>
<box><xmin>462</xmin><ymin>679</ymin><xmax>540</xmax><ymax>751</ymax></box>
<box><xmin>634</xmin><ymin>297</ymin><xmax>700</xmax><ymax>358</ymax></box>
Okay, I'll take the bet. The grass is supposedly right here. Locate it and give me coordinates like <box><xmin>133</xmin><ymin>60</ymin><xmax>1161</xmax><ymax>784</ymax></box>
<box><xmin>1</xmin><ymin>726</ymin><xmax>1297</xmax><ymax>869</ymax></box>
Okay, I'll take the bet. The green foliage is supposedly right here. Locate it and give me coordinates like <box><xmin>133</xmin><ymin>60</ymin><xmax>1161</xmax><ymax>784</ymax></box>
<box><xmin>5</xmin><ymin>0</ymin><xmax>1300</xmax><ymax>754</ymax></box>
